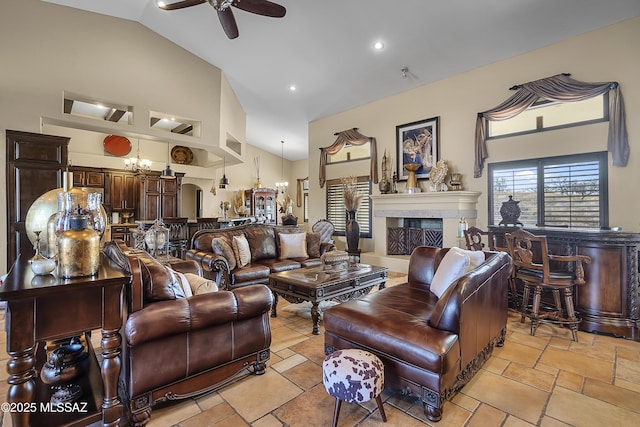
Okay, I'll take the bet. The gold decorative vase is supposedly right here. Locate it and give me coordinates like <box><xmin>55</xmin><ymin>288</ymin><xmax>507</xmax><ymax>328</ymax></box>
<box><xmin>404</xmin><ymin>163</ymin><xmax>421</xmax><ymax>193</ymax></box>
<box><xmin>58</xmin><ymin>208</ymin><xmax>100</xmax><ymax>279</ymax></box>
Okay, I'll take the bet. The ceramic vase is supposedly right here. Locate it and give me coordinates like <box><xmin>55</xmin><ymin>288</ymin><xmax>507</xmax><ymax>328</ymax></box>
<box><xmin>345</xmin><ymin>211</ymin><xmax>360</xmax><ymax>253</ymax></box>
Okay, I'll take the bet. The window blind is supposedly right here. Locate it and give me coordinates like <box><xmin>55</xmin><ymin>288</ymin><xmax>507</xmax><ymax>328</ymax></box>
<box><xmin>326</xmin><ymin>177</ymin><xmax>371</xmax><ymax>237</ymax></box>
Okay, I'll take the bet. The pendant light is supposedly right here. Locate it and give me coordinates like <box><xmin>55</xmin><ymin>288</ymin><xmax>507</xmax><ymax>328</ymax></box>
<box><xmin>218</xmin><ymin>157</ymin><xmax>229</xmax><ymax>189</ymax></box>
<box><xmin>162</xmin><ymin>142</ymin><xmax>175</xmax><ymax>178</ymax></box>
<box><xmin>275</xmin><ymin>141</ymin><xmax>288</xmax><ymax>193</ymax></box>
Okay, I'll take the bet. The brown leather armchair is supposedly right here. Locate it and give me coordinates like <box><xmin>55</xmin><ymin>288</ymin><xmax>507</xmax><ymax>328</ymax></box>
<box><xmin>324</xmin><ymin>246</ymin><xmax>512</xmax><ymax>422</ymax></box>
<box><xmin>103</xmin><ymin>241</ymin><xmax>273</xmax><ymax>426</ymax></box>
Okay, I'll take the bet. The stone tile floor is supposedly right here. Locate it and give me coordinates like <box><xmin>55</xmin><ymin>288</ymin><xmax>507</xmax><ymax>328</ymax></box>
<box><xmin>1</xmin><ymin>271</ymin><xmax>639</xmax><ymax>426</ymax></box>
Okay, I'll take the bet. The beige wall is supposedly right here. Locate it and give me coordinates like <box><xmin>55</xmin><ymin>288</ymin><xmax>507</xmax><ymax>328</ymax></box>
<box><xmin>309</xmin><ymin>16</ymin><xmax>640</xmax><ymax>251</ymax></box>
<box><xmin>0</xmin><ymin>0</ymin><xmax>252</xmax><ymax>272</ymax></box>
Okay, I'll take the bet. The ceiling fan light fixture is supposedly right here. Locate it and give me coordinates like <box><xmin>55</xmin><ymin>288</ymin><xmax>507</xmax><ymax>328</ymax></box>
<box><xmin>159</xmin><ymin>0</ymin><xmax>286</xmax><ymax>39</ymax></box>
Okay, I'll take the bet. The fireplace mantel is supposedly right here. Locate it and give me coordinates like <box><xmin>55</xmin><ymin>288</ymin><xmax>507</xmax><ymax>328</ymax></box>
<box><xmin>371</xmin><ymin>191</ymin><xmax>481</xmax><ymax>220</ymax></box>
<box><xmin>364</xmin><ymin>191</ymin><xmax>482</xmax><ymax>271</ymax></box>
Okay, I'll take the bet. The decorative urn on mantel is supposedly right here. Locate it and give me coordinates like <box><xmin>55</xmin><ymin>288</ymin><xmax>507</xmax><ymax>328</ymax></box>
<box><xmin>403</xmin><ymin>163</ymin><xmax>421</xmax><ymax>193</ymax></box>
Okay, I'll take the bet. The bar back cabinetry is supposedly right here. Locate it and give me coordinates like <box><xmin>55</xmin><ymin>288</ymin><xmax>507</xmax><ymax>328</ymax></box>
<box><xmin>490</xmin><ymin>226</ymin><xmax>640</xmax><ymax>341</ymax></box>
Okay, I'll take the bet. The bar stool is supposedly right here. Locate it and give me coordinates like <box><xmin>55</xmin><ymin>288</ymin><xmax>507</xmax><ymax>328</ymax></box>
<box><xmin>323</xmin><ymin>349</ymin><xmax>386</xmax><ymax>427</ymax></box>
<box><xmin>505</xmin><ymin>229</ymin><xmax>591</xmax><ymax>341</ymax></box>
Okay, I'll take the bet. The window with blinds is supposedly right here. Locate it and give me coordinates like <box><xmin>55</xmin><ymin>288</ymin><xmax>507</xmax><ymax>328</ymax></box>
<box><xmin>488</xmin><ymin>152</ymin><xmax>608</xmax><ymax>228</ymax></box>
<box><xmin>325</xmin><ymin>177</ymin><xmax>372</xmax><ymax>237</ymax></box>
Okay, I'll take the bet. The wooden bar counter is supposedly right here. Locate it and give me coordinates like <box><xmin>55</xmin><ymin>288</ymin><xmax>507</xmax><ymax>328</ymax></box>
<box><xmin>490</xmin><ymin>226</ymin><xmax>640</xmax><ymax>341</ymax></box>
<box><xmin>0</xmin><ymin>254</ymin><xmax>129</xmax><ymax>426</ymax></box>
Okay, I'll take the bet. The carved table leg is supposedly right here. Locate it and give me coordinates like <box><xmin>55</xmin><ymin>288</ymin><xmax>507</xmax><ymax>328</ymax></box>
<box><xmin>101</xmin><ymin>327</ymin><xmax>122</xmax><ymax>427</ymax></box>
<box><xmin>6</xmin><ymin>348</ymin><xmax>36</xmax><ymax>427</ymax></box>
<box><xmin>311</xmin><ymin>302</ymin><xmax>321</xmax><ymax>335</ymax></box>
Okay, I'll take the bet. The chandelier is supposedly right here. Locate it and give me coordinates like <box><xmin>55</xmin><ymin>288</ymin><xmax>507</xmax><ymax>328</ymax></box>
<box><xmin>275</xmin><ymin>140</ymin><xmax>288</xmax><ymax>193</ymax></box>
<box><xmin>124</xmin><ymin>139</ymin><xmax>152</xmax><ymax>174</ymax></box>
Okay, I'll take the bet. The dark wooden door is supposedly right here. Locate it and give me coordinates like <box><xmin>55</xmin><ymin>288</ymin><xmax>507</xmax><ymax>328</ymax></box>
<box><xmin>6</xmin><ymin>130</ymin><xmax>69</xmax><ymax>267</ymax></box>
<box><xmin>161</xmin><ymin>178</ymin><xmax>178</xmax><ymax>218</ymax></box>
<box><xmin>140</xmin><ymin>176</ymin><xmax>161</xmax><ymax>220</ymax></box>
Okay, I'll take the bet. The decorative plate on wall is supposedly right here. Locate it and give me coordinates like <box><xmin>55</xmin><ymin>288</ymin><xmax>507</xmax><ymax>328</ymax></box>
<box><xmin>103</xmin><ymin>135</ymin><xmax>132</xmax><ymax>157</ymax></box>
<box><xmin>171</xmin><ymin>146</ymin><xmax>194</xmax><ymax>164</ymax></box>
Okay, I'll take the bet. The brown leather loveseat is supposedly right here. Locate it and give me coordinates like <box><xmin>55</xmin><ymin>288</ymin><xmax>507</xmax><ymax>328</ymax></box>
<box><xmin>186</xmin><ymin>223</ymin><xmax>334</xmax><ymax>290</ymax></box>
<box><xmin>324</xmin><ymin>246</ymin><xmax>512</xmax><ymax>422</ymax></box>
<box><xmin>103</xmin><ymin>240</ymin><xmax>273</xmax><ymax>426</ymax></box>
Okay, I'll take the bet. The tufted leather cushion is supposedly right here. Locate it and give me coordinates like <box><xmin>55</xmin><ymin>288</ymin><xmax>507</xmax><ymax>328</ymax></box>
<box><xmin>212</xmin><ymin>237</ymin><xmax>236</xmax><ymax>270</ymax></box>
<box><xmin>323</xmin><ymin>349</ymin><xmax>384</xmax><ymax>403</ymax></box>
<box><xmin>312</xmin><ymin>219</ymin><xmax>335</xmax><ymax>244</ymax></box>
<box><xmin>306</xmin><ymin>232</ymin><xmax>322</xmax><ymax>258</ymax></box>
<box><xmin>245</xmin><ymin>226</ymin><xmax>277</xmax><ymax>261</ymax></box>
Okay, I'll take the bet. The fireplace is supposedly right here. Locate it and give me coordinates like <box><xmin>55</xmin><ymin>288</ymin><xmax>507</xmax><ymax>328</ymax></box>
<box><xmin>370</xmin><ymin>192</ymin><xmax>482</xmax><ymax>259</ymax></box>
<box><xmin>388</xmin><ymin>218</ymin><xmax>443</xmax><ymax>255</ymax></box>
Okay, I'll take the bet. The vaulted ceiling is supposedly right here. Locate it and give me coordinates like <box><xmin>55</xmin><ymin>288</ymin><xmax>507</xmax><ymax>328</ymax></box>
<box><xmin>43</xmin><ymin>0</ymin><xmax>640</xmax><ymax>160</ymax></box>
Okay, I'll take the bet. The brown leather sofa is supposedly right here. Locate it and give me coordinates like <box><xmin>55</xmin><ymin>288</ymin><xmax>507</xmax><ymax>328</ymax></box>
<box><xmin>186</xmin><ymin>223</ymin><xmax>334</xmax><ymax>290</ymax></box>
<box><xmin>103</xmin><ymin>240</ymin><xmax>273</xmax><ymax>426</ymax></box>
<box><xmin>323</xmin><ymin>246</ymin><xmax>512</xmax><ymax>422</ymax></box>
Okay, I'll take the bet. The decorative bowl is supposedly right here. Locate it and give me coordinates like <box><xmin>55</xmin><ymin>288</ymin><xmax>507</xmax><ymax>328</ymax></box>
<box><xmin>29</xmin><ymin>258</ymin><xmax>57</xmax><ymax>275</ymax></box>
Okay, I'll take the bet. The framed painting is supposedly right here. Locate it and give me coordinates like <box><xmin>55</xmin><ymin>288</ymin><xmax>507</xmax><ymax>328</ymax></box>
<box><xmin>396</xmin><ymin>116</ymin><xmax>439</xmax><ymax>181</ymax></box>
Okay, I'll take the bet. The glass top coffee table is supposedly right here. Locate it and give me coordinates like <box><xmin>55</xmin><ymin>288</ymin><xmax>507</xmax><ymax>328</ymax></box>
<box><xmin>268</xmin><ymin>264</ymin><xmax>388</xmax><ymax>335</ymax></box>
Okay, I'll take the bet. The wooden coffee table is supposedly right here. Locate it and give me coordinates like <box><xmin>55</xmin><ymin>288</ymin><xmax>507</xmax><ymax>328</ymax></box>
<box><xmin>268</xmin><ymin>264</ymin><xmax>388</xmax><ymax>334</ymax></box>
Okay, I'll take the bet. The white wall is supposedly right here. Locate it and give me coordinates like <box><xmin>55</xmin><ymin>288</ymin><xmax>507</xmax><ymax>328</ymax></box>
<box><xmin>309</xmin><ymin>17</ymin><xmax>640</xmax><ymax>252</ymax></box>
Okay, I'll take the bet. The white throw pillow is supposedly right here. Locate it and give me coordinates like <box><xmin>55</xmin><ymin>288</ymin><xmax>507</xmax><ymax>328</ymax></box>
<box><xmin>452</xmin><ymin>246</ymin><xmax>485</xmax><ymax>272</ymax></box>
<box><xmin>232</xmin><ymin>234</ymin><xmax>252</xmax><ymax>268</ymax></box>
<box><xmin>279</xmin><ymin>232</ymin><xmax>309</xmax><ymax>259</ymax></box>
<box><xmin>430</xmin><ymin>249</ymin><xmax>470</xmax><ymax>298</ymax></box>
<box><xmin>184</xmin><ymin>272</ymin><xmax>218</xmax><ymax>295</ymax></box>
<box><xmin>166</xmin><ymin>267</ymin><xmax>192</xmax><ymax>298</ymax></box>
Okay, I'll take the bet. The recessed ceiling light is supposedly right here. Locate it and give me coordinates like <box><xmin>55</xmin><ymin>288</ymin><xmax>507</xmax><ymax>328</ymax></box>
<box><xmin>373</xmin><ymin>41</ymin><xmax>384</xmax><ymax>50</ymax></box>
<box><xmin>289</xmin><ymin>85</ymin><xmax>297</xmax><ymax>91</ymax></box>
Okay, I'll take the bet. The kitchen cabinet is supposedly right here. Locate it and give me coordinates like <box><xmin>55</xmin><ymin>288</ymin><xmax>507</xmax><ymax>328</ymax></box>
<box><xmin>138</xmin><ymin>174</ymin><xmax>183</xmax><ymax>220</ymax></box>
<box><xmin>110</xmin><ymin>224</ymin><xmax>138</xmax><ymax>246</ymax></box>
<box><xmin>105</xmin><ymin>171</ymin><xmax>138</xmax><ymax>211</ymax></box>
<box><xmin>70</xmin><ymin>166</ymin><xmax>104</xmax><ymax>188</ymax></box>
<box><xmin>244</xmin><ymin>188</ymin><xmax>277</xmax><ymax>224</ymax></box>
<box><xmin>5</xmin><ymin>130</ymin><xmax>69</xmax><ymax>267</ymax></box>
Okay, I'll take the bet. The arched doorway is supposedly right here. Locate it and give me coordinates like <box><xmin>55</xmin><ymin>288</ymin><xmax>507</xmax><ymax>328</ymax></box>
<box><xmin>181</xmin><ymin>183</ymin><xmax>202</xmax><ymax>219</ymax></box>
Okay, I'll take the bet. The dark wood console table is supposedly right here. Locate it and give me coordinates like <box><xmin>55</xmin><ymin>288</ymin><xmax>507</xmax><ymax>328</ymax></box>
<box><xmin>0</xmin><ymin>254</ymin><xmax>129</xmax><ymax>426</ymax></box>
<box><xmin>490</xmin><ymin>226</ymin><xmax>640</xmax><ymax>341</ymax></box>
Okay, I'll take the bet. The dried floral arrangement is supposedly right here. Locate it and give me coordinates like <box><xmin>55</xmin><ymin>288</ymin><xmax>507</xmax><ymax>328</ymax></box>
<box><xmin>342</xmin><ymin>176</ymin><xmax>363</xmax><ymax>212</ymax></box>
<box><xmin>233</xmin><ymin>190</ymin><xmax>248</xmax><ymax>216</ymax></box>
<box><xmin>277</xmin><ymin>193</ymin><xmax>293</xmax><ymax>214</ymax></box>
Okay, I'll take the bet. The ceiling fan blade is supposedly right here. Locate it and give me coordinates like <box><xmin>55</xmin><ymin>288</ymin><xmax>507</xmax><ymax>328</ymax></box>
<box><xmin>159</xmin><ymin>0</ymin><xmax>207</xmax><ymax>10</ymax></box>
<box><xmin>233</xmin><ymin>0</ymin><xmax>286</xmax><ymax>18</ymax></box>
<box><xmin>218</xmin><ymin>9</ymin><xmax>239</xmax><ymax>39</ymax></box>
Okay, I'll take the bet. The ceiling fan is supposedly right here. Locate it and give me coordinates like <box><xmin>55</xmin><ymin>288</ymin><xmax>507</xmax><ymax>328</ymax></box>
<box><xmin>158</xmin><ymin>0</ymin><xmax>286</xmax><ymax>39</ymax></box>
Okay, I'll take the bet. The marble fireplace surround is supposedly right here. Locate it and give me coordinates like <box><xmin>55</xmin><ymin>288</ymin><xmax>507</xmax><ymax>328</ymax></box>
<box><xmin>362</xmin><ymin>191</ymin><xmax>481</xmax><ymax>272</ymax></box>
